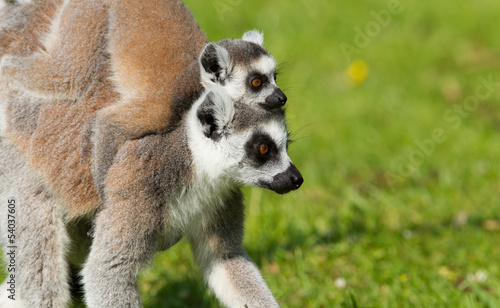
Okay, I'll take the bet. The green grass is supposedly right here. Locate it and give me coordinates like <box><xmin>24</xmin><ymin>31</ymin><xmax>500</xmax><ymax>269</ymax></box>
<box><xmin>3</xmin><ymin>0</ymin><xmax>500</xmax><ymax>307</ymax></box>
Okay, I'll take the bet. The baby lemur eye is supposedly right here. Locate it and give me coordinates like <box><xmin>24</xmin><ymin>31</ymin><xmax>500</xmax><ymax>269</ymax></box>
<box><xmin>252</xmin><ymin>78</ymin><xmax>262</xmax><ymax>88</ymax></box>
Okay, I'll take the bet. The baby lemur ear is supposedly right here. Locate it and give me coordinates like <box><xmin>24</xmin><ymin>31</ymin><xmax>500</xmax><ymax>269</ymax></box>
<box><xmin>242</xmin><ymin>30</ymin><xmax>264</xmax><ymax>46</ymax></box>
<box><xmin>196</xmin><ymin>90</ymin><xmax>234</xmax><ymax>141</ymax></box>
<box><xmin>200</xmin><ymin>43</ymin><xmax>231</xmax><ymax>86</ymax></box>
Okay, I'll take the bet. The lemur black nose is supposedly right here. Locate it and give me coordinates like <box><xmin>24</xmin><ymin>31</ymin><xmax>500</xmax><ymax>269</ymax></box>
<box><xmin>260</xmin><ymin>163</ymin><xmax>304</xmax><ymax>194</ymax></box>
<box><xmin>263</xmin><ymin>88</ymin><xmax>287</xmax><ymax>109</ymax></box>
<box><xmin>289</xmin><ymin>164</ymin><xmax>303</xmax><ymax>189</ymax></box>
<box><xmin>276</xmin><ymin>89</ymin><xmax>287</xmax><ymax>105</ymax></box>
<box><xmin>291</xmin><ymin>173</ymin><xmax>303</xmax><ymax>189</ymax></box>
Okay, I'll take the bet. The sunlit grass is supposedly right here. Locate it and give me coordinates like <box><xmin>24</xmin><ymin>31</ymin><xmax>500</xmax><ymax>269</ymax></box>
<box><xmin>3</xmin><ymin>0</ymin><xmax>500</xmax><ymax>307</ymax></box>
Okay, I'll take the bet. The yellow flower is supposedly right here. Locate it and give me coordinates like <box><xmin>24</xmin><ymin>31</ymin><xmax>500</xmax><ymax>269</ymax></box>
<box><xmin>438</xmin><ymin>266</ymin><xmax>455</xmax><ymax>280</ymax></box>
<box><xmin>346</xmin><ymin>60</ymin><xmax>369</xmax><ymax>86</ymax></box>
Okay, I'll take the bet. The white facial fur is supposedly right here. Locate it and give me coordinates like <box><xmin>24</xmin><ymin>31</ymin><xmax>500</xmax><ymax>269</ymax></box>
<box><xmin>236</xmin><ymin>118</ymin><xmax>290</xmax><ymax>182</ymax></box>
<box><xmin>185</xmin><ymin>87</ymin><xmax>292</xmax><ymax>189</ymax></box>
<box><xmin>242</xmin><ymin>30</ymin><xmax>264</xmax><ymax>46</ymax></box>
<box><xmin>223</xmin><ymin>55</ymin><xmax>278</xmax><ymax>107</ymax></box>
<box><xmin>186</xmin><ymin>87</ymin><xmax>237</xmax><ymax>181</ymax></box>
<box><xmin>199</xmin><ymin>31</ymin><xmax>279</xmax><ymax>108</ymax></box>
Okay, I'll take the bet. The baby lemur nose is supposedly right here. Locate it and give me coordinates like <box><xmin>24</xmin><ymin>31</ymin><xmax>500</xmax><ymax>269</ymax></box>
<box><xmin>264</xmin><ymin>88</ymin><xmax>287</xmax><ymax>109</ymax></box>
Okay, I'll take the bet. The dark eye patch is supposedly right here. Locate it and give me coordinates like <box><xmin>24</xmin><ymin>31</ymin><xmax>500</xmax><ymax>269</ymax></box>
<box><xmin>244</xmin><ymin>132</ymin><xmax>277</xmax><ymax>166</ymax></box>
<box><xmin>248</xmin><ymin>73</ymin><xmax>269</xmax><ymax>92</ymax></box>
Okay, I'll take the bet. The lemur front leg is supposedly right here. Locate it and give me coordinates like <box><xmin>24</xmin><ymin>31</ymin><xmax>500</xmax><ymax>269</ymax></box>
<box><xmin>0</xmin><ymin>143</ymin><xmax>70</xmax><ymax>308</ymax></box>
<box><xmin>188</xmin><ymin>191</ymin><xmax>280</xmax><ymax>308</ymax></box>
<box><xmin>92</xmin><ymin>97</ymin><xmax>173</xmax><ymax>198</ymax></box>
<box><xmin>82</xmin><ymin>156</ymin><xmax>165</xmax><ymax>308</ymax></box>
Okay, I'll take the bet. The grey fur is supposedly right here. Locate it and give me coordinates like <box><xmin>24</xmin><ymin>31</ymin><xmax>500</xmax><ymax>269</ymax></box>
<box><xmin>0</xmin><ymin>141</ymin><xmax>70</xmax><ymax>307</ymax></box>
<box><xmin>4</xmin><ymin>90</ymin><xmax>44</xmax><ymax>136</ymax></box>
<box><xmin>233</xmin><ymin>103</ymin><xmax>286</xmax><ymax>131</ymax></box>
<box><xmin>189</xmin><ymin>190</ymin><xmax>279</xmax><ymax>308</ymax></box>
<box><xmin>218</xmin><ymin>39</ymin><xmax>270</xmax><ymax>65</ymax></box>
<box><xmin>83</xmin><ymin>128</ymin><xmax>191</xmax><ymax>307</ymax></box>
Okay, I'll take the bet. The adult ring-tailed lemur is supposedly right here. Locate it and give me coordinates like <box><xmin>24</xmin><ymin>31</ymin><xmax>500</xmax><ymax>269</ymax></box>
<box><xmin>0</xmin><ymin>0</ymin><xmax>302</xmax><ymax>307</ymax></box>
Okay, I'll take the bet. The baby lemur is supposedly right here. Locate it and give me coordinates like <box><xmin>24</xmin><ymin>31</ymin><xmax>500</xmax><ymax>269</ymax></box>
<box><xmin>0</xmin><ymin>0</ymin><xmax>288</xmax><ymax>196</ymax></box>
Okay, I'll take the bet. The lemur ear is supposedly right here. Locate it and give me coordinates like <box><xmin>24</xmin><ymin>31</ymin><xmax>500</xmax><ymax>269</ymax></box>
<box><xmin>242</xmin><ymin>30</ymin><xmax>264</xmax><ymax>46</ymax></box>
<box><xmin>196</xmin><ymin>89</ymin><xmax>234</xmax><ymax>141</ymax></box>
<box><xmin>200</xmin><ymin>43</ymin><xmax>231</xmax><ymax>86</ymax></box>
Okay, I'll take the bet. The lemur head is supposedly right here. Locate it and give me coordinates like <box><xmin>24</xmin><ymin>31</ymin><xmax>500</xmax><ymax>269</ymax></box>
<box><xmin>187</xmin><ymin>86</ymin><xmax>303</xmax><ymax>194</ymax></box>
<box><xmin>199</xmin><ymin>30</ymin><xmax>287</xmax><ymax>110</ymax></box>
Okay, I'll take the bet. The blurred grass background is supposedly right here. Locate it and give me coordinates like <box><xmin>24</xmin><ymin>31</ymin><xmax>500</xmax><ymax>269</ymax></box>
<box><xmin>3</xmin><ymin>0</ymin><xmax>500</xmax><ymax>307</ymax></box>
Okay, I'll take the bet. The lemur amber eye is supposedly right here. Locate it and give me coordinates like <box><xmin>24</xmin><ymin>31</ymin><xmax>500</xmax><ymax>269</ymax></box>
<box><xmin>252</xmin><ymin>78</ymin><xmax>262</xmax><ymax>88</ymax></box>
<box><xmin>259</xmin><ymin>143</ymin><xmax>269</xmax><ymax>155</ymax></box>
